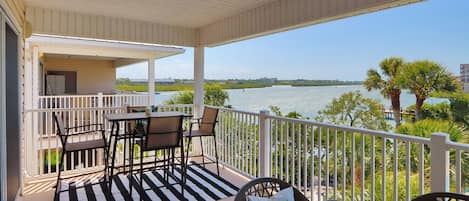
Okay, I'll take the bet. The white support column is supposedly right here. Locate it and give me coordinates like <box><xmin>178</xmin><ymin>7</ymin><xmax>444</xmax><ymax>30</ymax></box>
<box><xmin>194</xmin><ymin>46</ymin><xmax>204</xmax><ymax>118</ymax></box>
<box><xmin>32</xmin><ymin>47</ymin><xmax>39</xmax><ymax>109</ymax></box>
<box><xmin>430</xmin><ymin>133</ymin><xmax>450</xmax><ymax>192</ymax></box>
<box><xmin>97</xmin><ymin>92</ymin><xmax>104</xmax><ymax>108</ymax></box>
<box><xmin>23</xmin><ymin>43</ymin><xmax>35</xmax><ymax>176</ymax></box>
<box><xmin>147</xmin><ymin>58</ymin><xmax>155</xmax><ymax>106</ymax></box>
<box><xmin>30</xmin><ymin>46</ymin><xmax>40</xmax><ymax>176</ymax></box>
<box><xmin>259</xmin><ymin>110</ymin><xmax>271</xmax><ymax>177</ymax></box>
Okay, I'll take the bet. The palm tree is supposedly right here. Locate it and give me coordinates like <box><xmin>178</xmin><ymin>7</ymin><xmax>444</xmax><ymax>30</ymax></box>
<box><xmin>399</xmin><ymin>60</ymin><xmax>461</xmax><ymax>120</ymax></box>
<box><xmin>364</xmin><ymin>57</ymin><xmax>405</xmax><ymax>127</ymax></box>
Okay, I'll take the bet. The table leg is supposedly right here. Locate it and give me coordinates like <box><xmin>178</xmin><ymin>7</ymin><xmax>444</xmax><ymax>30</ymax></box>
<box><xmin>129</xmin><ymin>133</ymin><xmax>135</xmax><ymax>198</ymax></box>
<box><xmin>109</xmin><ymin>122</ymin><xmax>119</xmax><ymax>190</ymax></box>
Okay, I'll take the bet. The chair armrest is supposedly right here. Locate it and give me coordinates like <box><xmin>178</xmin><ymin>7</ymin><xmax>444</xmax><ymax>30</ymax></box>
<box><xmin>65</xmin><ymin>124</ymin><xmax>105</xmax><ymax>136</ymax></box>
<box><xmin>66</xmin><ymin>123</ymin><xmax>103</xmax><ymax>130</ymax></box>
<box><xmin>190</xmin><ymin>118</ymin><xmax>202</xmax><ymax>124</ymax></box>
<box><xmin>198</xmin><ymin>121</ymin><xmax>218</xmax><ymax>125</ymax></box>
<box><xmin>67</xmin><ymin>129</ymin><xmax>105</xmax><ymax>136</ymax></box>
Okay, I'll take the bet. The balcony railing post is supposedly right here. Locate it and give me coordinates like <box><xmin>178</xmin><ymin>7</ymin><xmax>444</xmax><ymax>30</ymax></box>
<box><xmin>259</xmin><ymin>110</ymin><xmax>271</xmax><ymax>177</ymax></box>
<box><xmin>97</xmin><ymin>92</ymin><xmax>103</xmax><ymax>108</ymax></box>
<box><xmin>430</xmin><ymin>132</ymin><xmax>450</xmax><ymax>192</ymax></box>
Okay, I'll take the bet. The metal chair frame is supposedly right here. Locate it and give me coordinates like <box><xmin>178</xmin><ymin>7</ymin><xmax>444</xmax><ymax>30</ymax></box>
<box><xmin>412</xmin><ymin>192</ymin><xmax>469</xmax><ymax>201</ymax></box>
<box><xmin>234</xmin><ymin>177</ymin><xmax>308</xmax><ymax>201</ymax></box>
<box><xmin>185</xmin><ymin>107</ymin><xmax>220</xmax><ymax>176</ymax></box>
<box><xmin>53</xmin><ymin>113</ymin><xmax>109</xmax><ymax>201</ymax></box>
<box><xmin>135</xmin><ymin>115</ymin><xmax>187</xmax><ymax>196</ymax></box>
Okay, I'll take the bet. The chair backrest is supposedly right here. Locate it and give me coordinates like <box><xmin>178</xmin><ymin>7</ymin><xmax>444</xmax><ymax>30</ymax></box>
<box><xmin>142</xmin><ymin>115</ymin><xmax>184</xmax><ymax>151</ymax></box>
<box><xmin>234</xmin><ymin>177</ymin><xmax>308</xmax><ymax>201</ymax></box>
<box><xmin>126</xmin><ymin>106</ymin><xmax>147</xmax><ymax>132</ymax></box>
<box><xmin>199</xmin><ymin>107</ymin><xmax>219</xmax><ymax>134</ymax></box>
<box><xmin>126</xmin><ymin>106</ymin><xmax>146</xmax><ymax>113</ymax></box>
<box><xmin>412</xmin><ymin>192</ymin><xmax>469</xmax><ymax>201</ymax></box>
<box><xmin>53</xmin><ymin>113</ymin><xmax>67</xmax><ymax>146</ymax></box>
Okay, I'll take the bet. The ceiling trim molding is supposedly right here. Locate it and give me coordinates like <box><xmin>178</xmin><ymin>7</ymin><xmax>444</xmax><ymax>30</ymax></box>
<box><xmin>199</xmin><ymin>0</ymin><xmax>423</xmax><ymax>47</ymax></box>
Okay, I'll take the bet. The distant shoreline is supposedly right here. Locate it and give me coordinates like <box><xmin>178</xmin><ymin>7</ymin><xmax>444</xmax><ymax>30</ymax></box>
<box><xmin>117</xmin><ymin>82</ymin><xmax>363</xmax><ymax>92</ymax></box>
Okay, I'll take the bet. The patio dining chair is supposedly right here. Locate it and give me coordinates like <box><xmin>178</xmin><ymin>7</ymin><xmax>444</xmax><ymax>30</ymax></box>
<box><xmin>124</xmin><ymin>105</ymin><xmax>161</xmax><ymax>167</ymax></box>
<box><xmin>53</xmin><ymin>113</ymin><xmax>108</xmax><ymax>201</ymax></box>
<box><xmin>134</xmin><ymin>115</ymin><xmax>187</xmax><ymax>195</ymax></box>
<box><xmin>234</xmin><ymin>177</ymin><xmax>308</xmax><ymax>201</ymax></box>
<box><xmin>184</xmin><ymin>106</ymin><xmax>220</xmax><ymax>175</ymax></box>
<box><xmin>126</xmin><ymin>105</ymin><xmax>157</xmax><ymax>133</ymax></box>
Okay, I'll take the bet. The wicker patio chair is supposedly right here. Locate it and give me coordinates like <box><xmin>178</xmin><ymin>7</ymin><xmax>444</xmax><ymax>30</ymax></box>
<box><xmin>234</xmin><ymin>177</ymin><xmax>308</xmax><ymax>201</ymax></box>
<box><xmin>412</xmin><ymin>192</ymin><xmax>469</xmax><ymax>201</ymax></box>
<box><xmin>184</xmin><ymin>106</ymin><xmax>220</xmax><ymax>175</ymax></box>
<box><xmin>53</xmin><ymin>113</ymin><xmax>108</xmax><ymax>201</ymax></box>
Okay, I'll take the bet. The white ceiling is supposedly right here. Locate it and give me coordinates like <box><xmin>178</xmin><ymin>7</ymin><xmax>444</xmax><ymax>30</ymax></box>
<box><xmin>23</xmin><ymin>0</ymin><xmax>276</xmax><ymax>28</ymax></box>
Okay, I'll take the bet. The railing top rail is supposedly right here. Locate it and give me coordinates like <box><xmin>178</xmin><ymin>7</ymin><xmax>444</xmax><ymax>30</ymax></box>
<box><xmin>267</xmin><ymin>114</ymin><xmax>431</xmax><ymax>144</ymax></box>
<box><xmin>38</xmin><ymin>94</ymin><xmax>151</xmax><ymax>98</ymax></box>
<box><xmin>448</xmin><ymin>141</ymin><xmax>469</xmax><ymax>151</ymax></box>
<box><xmin>209</xmin><ymin>106</ymin><xmax>260</xmax><ymax>116</ymax></box>
<box><xmin>25</xmin><ymin>106</ymin><xmax>125</xmax><ymax>113</ymax></box>
<box><xmin>102</xmin><ymin>94</ymin><xmax>150</xmax><ymax>97</ymax></box>
<box><xmin>38</xmin><ymin>95</ymin><xmax>102</xmax><ymax>98</ymax></box>
<box><xmin>158</xmin><ymin>104</ymin><xmax>193</xmax><ymax>107</ymax></box>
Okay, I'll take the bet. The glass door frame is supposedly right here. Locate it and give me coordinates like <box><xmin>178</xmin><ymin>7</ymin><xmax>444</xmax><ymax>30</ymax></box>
<box><xmin>0</xmin><ymin>9</ymin><xmax>7</xmax><ymax>201</ymax></box>
<box><xmin>0</xmin><ymin>3</ymin><xmax>22</xmax><ymax>200</ymax></box>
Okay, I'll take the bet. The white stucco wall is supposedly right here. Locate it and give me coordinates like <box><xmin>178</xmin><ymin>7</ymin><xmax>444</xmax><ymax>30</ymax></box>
<box><xmin>44</xmin><ymin>57</ymin><xmax>116</xmax><ymax>94</ymax></box>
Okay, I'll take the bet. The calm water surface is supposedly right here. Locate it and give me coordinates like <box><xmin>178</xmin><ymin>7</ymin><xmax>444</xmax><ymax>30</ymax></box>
<box><xmin>154</xmin><ymin>85</ymin><xmax>447</xmax><ymax>117</ymax></box>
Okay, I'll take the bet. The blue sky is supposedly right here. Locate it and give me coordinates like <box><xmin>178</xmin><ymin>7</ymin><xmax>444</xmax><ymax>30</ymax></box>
<box><xmin>117</xmin><ymin>0</ymin><xmax>469</xmax><ymax>81</ymax></box>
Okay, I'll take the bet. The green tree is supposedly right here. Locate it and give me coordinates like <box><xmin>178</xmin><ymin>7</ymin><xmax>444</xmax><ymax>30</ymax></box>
<box><xmin>396</xmin><ymin>119</ymin><xmax>466</xmax><ymax>142</ymax></box>
<box><xmin>204</xmin><ymin>85</ymin><xmax>229</xmax><ymax>106</ymax></box>
<box><xmin>363</xmin><ymin>57</ymin><xmax>405</xmax><ymax>126</ymax></box>
<box><xmin>316</xmin><ymin>91</ymin><xmax>391</xmax><ymax>131</ymax></box>
<box><xmin>268</xmin><ymin>105</ymin><xmax>283</xmax><ymax>116</ymax></box>
<box><xmin>164</xmin><ymin>85</ymin><xmax>229</xmax><ymax>106</ymax></box>
<box><xmin>116</xmin><ymin>77</ymin><xmax>132</xmax><ymax>85</ymax></box>
<box><xmin>164</xmin><ymin>91</ymin><xmax>194</xmax><ymax>104</ymax></box>
<box><xmin>396</xmin><ymin>119</ymin><xmax>469</xmax><ymax>191</ymax></box>
<box><xmin>398</xmin><ymin>60</ymin><xmax>461</xmax><ymax>120</ymax></box>
<box><xmin>405</xmin><ymin>102</ymin><xmax>452</xmax><ymax>122</ymax></box>
<box><xmin>447</xmin><ymin>93</ymin><xmax>469</xmax><ymax>127</ymax></box>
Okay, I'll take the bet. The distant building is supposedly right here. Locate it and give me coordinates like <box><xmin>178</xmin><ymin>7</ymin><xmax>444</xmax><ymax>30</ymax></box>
<box><xmin>460</xmin><ymin>64</ymin><xmax>469</xmax><ymax>93</ymax></box>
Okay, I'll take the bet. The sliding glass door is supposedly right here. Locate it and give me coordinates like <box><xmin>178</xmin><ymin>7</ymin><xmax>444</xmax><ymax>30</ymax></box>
<box><xmin>0</xmin><ymin>7</ymin><xmax>20</xmax><ymax>201</ymax></box>
<box><xmin>5</xmin><ymin>17</ymin><xmax>19</xmax><ymax>201</ymax></box>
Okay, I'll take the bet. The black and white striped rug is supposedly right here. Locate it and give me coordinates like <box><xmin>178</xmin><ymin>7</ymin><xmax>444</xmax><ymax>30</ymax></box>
<box><xmin>58</xmin><ymin>163</ymin><xmax>239</xmax><ymax>201</ymax></box>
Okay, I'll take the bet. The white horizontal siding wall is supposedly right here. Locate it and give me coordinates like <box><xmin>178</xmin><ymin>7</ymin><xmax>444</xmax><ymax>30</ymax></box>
<box><xmin>26</xmin><ymin>7</ymin><xmax>197</xmax><ymax>47</ymax></box>
<box><xmin>200</xmin><ymin>0</ymin><xmax>422</xmax><ymax>46</ymax></box>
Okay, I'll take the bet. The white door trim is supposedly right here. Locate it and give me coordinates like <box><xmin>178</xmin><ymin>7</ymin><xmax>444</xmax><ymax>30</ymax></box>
<box><xmin>0</xmin><ymin>9</ymin><xmax>7</xmax><ymax>201</ymax></box>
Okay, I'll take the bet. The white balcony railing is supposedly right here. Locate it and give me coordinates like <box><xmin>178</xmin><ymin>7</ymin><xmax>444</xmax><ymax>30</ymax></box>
<box><xmin>24</xmin><ymin>93</ymin><xmax>191</xmax><ymax>180</ymax></box>
<box><xmin>23</xmin><ymin>101</ymin><xmax>469</xmax><ymax>200</ymax></box>
<box><xmin>202</xmin><ymin>107</ymin><xmax>469</xmax><ymax>201</ymax></box>
<box><xmin>38</xmin><ymin>93</ymin><xmax>150</xmax><ymax>109</ymax></box>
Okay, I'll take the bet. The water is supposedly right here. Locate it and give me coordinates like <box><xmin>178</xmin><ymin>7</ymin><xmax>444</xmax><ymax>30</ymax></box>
<box><xmin>153</xmin><ymin>85</ymin><xmax>448</xmax><ymax>117</ymax></box>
